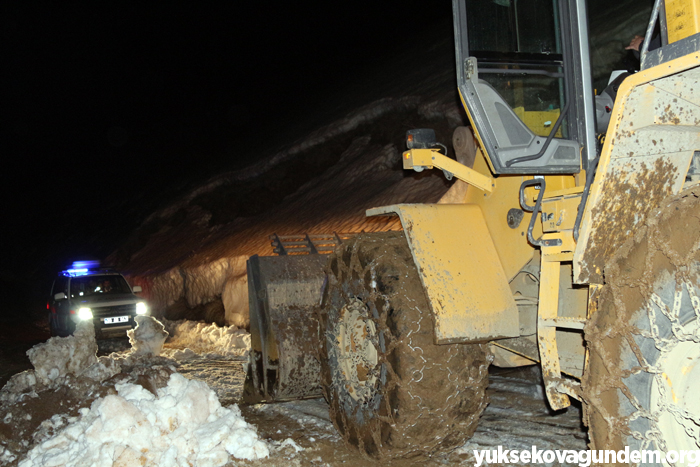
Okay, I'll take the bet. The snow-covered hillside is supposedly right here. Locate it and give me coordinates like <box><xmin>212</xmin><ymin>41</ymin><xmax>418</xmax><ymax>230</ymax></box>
<box><xmin>112</xmin><ymin>86</ymin><xmax>465</xmax><ymax>327</ymax></box>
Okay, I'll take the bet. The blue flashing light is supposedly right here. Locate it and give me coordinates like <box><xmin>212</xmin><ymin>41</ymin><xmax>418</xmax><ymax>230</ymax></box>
<box><xmin>61</xmin><ymin>260</ymin><xmax>102</xmax><ymax>277</ymax></box>
<box><xmin>62</xmin><ymin>268</ymin><xmax>89</xmax><ymax>277</ymax></box>
<box><xmin>72</xmin><ymin>260</ymin><xmax>100</xmax><ymax>270</ymax></box>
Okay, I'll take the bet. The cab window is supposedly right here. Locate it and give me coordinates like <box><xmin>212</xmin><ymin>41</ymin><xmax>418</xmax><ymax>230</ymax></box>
<box><xmin>465</xmin><ymin>0</ymin><xmax>565</xmax><ymax>137</ymax></box>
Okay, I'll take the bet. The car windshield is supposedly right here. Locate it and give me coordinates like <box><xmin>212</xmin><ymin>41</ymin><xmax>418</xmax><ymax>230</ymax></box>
<box><xmin>70</xmin><ymin>275</ymin><xmax>131</xmax><ymax>298</ymax></box>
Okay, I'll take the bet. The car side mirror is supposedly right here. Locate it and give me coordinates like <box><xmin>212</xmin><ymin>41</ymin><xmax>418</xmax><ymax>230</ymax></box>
<box><xmin>132</xmin><ymin>286</ymin><xmax>142</xmax><ymax>293</ymax></box>
<box><xmin>54</xmin><ymin>292</ymin><xmax>66</xmax><ymax>300</ymax></box>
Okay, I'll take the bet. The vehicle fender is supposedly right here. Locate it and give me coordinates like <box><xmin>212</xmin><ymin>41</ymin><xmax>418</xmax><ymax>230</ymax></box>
<box><xmin>367</xmin><ymin>203</ymin><xmax>520</xmax><ymax>344</ymax></box>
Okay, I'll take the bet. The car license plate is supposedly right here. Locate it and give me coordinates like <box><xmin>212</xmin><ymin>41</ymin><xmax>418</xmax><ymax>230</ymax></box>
<box><xmin>104</xmin><ymin>316</ymin><xmax>129</xmax><ymax>324</ymax></box>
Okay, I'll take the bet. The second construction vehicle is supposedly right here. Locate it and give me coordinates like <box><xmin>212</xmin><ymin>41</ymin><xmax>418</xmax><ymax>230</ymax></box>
<box><xmin>245</xmin><ymin>0</ymin><xmax>700</xmax><ymax>460</ymax></box>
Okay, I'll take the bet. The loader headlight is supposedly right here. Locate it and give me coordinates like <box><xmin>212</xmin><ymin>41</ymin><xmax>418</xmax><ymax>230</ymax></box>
<box><xmin>135</xmin><ymin>302</ymin><xmax>148</xmax><ymax>315</ymax></box>
<box><xmin>78</xmin><ymin>307</ymin><xmax>93</xmax><ymax>320</ymax></box>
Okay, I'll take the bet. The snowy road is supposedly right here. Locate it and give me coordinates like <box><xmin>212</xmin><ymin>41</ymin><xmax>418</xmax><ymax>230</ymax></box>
<box><xmin>184</xmin><ymin>355</ymin><xmax>587</xmax><ymax>466</ymax></box>
<box><xmin>1</xmin><ymin>320</ymin><xmax>587</xmax><ymax>466</ymax></box>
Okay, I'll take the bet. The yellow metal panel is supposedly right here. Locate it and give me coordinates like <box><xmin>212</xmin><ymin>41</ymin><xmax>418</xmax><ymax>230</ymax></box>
<box><xmin>537</xmin><ymin>257</ymin><xmax>571</xmax><ymax>410</ymax></box>
<box><xmin>544</xmin><ymin>186</ymin><xmax>584</xmax><ymax>197</ymax></box>
<box><xmin>463</xmin><ymin>151</ymin><xmax>536</xmax><ymax>280</ymax></box>
<box><xmin>366</xmin><ymin>203</ymin><xmax>519</xmax><ymax>343</ymax></box>
<box><xmin>459</xmin><ymin>149</ymin><xmax>579</xmax><ymax>281</ymax></box>
<box><xmin>453</xmin><ymin>99</ymin><xmax>579</xmax><ymax>281</ymax></box>
<box><xmin>541</xmin><ymin>194</ymin><xmax>582</xmax><ymax>232</ymax></box>
<box><xmin>666</xmin><ymin>0</ymin><xmax>700</xmax><ymax>43</ymax></box>
<box><xmin>403</xmin><ymin>148</ymin><xmax>494</xmax><ymax>192</ymax></box>
<box><xmin>574</xmin><ymin>57</ymin><xmax>700</xmax><ymax>284</ymax></box>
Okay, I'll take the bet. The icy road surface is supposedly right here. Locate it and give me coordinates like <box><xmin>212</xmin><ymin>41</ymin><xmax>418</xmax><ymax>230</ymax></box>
<box><xmin>158</xmin><ymin>322</ymin><xmax>588</xmax><ymax>466</ymax></box>
<box><xmin>1</xmin><ymin>319</ymin><xmax>586</xmax><ymax>466</ymax></box>
<box><xmin>231</xmin><ymin>367</ymin><xmax>587</xmax><ymax>466</ymax></box>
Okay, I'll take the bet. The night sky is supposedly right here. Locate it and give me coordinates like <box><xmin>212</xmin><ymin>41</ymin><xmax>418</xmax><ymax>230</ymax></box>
<box><xmin>2</xmin><ymin>2</ymin><xmax>451</xmax><ymax>313</ymax></box>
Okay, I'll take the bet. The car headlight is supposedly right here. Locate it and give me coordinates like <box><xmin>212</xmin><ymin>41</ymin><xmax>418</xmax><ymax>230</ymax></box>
<box><xmin>135</xmin><ymin>302</ymin><xmax>148</xmax><ymax>315</ymax></box>
<box><xmin>78</xmin><ymin>307</ymin><xmax>93</xmax><ymax>320</ymax></box>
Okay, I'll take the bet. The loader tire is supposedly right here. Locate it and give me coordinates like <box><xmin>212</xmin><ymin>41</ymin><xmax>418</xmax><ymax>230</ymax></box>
<box><xmin>583</xmin><ymin>186</ymin><xmax>700</xmax><ymax>460</ymax></box>
<box><xmin>318</xmin><ymin>231</ymin><xmax>490</xmax><ymax>458</ymax></box>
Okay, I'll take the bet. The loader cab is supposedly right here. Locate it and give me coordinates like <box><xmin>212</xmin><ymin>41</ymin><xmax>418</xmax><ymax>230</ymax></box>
<box><xmin>453</xmin><ymin>0</ymin><xmax>597</xmax><ymax>174</ymax></box>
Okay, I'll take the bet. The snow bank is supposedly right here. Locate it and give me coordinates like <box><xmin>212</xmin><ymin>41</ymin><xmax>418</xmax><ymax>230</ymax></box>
<box><xmin>4</xmin><ymin>317</ymin><xmax>170</xmax><ymax>404</ymax></box>
<box><xmin>2</xmin><ymin>317</ymin><xmax>264</xmax><ymax>465</ymax></box>
<box><xmin>19</xmin><ymin>373</ymin><xmax>268</xmax><ymax>467</ymax></box>
<box><xmin>143</xmin><ymin>269</ymin><xmax>183</xmax><ymax>316</ymax></box>
<box><xmin>181</xmin><ymin>258</ymin><xmax>234</xmax><ymax>308</ymax></box>
<box><xmin>221</xmin><ymin>266</ymin><xmax>248</xmax><ymax>327</ymax></box>
<box><xmin>27</xmin><ymin>321</ymin><xmax>99</xmax><ymax>386</ymax></box>
<box><xmin>118</xmin><ymin>92</ymin><xmax>463</xmax><ymax>329</ymax></box>
<box><xmin>1</xmin><ymin>322</ymin><xmax>122</xmax><ymax>407</ymax></box>
<box><xmin>162</xmin><ymin>319</ymin><xmax>250</xmax><ymax>359</ymax></box>
<box><xmin>152</xmin><ymin>97</ymin><xmax>422</xmax><ymax>208</ymax></box>
<box><xmin>129</xmin><ymin>257</ymin><xmax>249</xmax><ymax>329</ymax></box>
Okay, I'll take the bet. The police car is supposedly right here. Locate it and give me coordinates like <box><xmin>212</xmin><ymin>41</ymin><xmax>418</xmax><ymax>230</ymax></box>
<box><xmin>48</xmin><ymin>261</ymin><xmax>149</xmax><ymax>337</ymax></box>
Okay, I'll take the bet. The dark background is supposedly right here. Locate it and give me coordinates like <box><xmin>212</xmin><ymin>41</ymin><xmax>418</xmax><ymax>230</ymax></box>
<box><xmin>1</xmin><ymin>2</ymin><xmax>451</xmax><ymax>317</ymax></box>
<box><xmin>1</xmin><ymin>1</ymin><xmax>646</xmax><ymax>319</ymax></box>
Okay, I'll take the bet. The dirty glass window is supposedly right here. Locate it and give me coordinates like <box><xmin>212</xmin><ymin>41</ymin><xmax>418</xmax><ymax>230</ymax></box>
<box><xmin>466</xmin><ymin>0</ymin><xmax>560</xmax><ymax>55</ymax></box>
<box><xmin>465</xmin><ymin>0</ymin><xmax>566</xmax><ymax>137</ymax></box>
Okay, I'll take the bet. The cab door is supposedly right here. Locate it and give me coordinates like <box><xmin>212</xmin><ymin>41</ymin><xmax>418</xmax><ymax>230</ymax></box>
<box><xmin>452</xmin><ymin>0</ymin><xmax>596</xmax><ymax>174</ymax></box>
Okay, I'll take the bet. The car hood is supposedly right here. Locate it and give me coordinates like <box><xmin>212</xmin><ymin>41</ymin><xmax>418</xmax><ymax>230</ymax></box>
<box><xmin>74</xmin><ymin>294</ymin><xmax>140</xmax><ymax>307</ymax></box>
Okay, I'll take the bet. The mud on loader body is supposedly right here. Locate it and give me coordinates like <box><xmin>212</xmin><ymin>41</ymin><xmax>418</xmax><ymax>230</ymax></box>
<box><xmin>245</xmin><ymin>0</ymin><xmax>700</xmax><ymax>459</ymax></box>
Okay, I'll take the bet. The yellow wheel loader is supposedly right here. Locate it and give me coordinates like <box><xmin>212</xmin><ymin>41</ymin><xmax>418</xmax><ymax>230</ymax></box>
<box><xmin>245</xmin><ymin>0</ymin><xmax>700</xmax><ymax>460</ymax></box>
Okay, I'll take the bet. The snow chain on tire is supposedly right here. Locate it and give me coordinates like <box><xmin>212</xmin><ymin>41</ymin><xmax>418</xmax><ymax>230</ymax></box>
<box><xmin>318</xmin><ymin>231</ymin><xmax>491</xmax><ymax>459</ymax></box>
<box><xmin>583</xmin><ymin>186</ymin><xmax>700</xmax><ymax>461</ymax></box>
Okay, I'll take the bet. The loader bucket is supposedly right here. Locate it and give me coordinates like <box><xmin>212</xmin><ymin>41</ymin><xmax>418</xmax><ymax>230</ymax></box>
<box><xmin>243</xmin><ymin>253</ymin><xmax>326</xmax><ymax>403</ymax></box>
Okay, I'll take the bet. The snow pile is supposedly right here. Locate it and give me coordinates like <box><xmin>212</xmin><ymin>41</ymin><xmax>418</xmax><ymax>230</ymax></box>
<box><xmin>1</xmin><ymin>322</ymin><xmax>122</xmax><ymax>406</ymax></box>
<box><xmin>26</xmin><ymin>321</ymin><xmax>99</xmax><ymax>385</ymax></box>
<box><xmin>19</xmin><ymin>373</ymin><xmax>269</xmax><ymax>466</ymax></box>
<box><xmin>4</xmin><ymin>317</ymin><xmax>170</xmax><ymax>403</ymax></box>
<box><xmin>127</xmin><ymin>315</ymin><xmax>169</xmax><ymax>356</ymax></box>
<box><xmin>0</xmin><ymin>370</ymin><xmax>38</xmax><ymax>406</ymax></box>
<box><xmin>1</xmin><ymin>446</ymin><xmax>17</xmax><ymax>465</ymax></box>
<box><xmin>162</xmin><ymin>319</ymin><xmax>250</xmax><ymax>359</ymax></box>
<box><xmin>31</xmin><ymin>413</ymin><xmax>79</xmax><ymax>447</ymax></box>
<box><xmin>1</xmin><ymin>318</ymin><xmax>265</xmax><ymax>465</ymax></box>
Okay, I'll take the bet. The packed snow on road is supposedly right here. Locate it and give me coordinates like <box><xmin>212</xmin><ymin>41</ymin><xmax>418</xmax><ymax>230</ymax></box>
<box><xmin>0</xmin><ymin>316</ymin><xmax>586</xmax><ymax>467</ymax></box>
